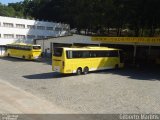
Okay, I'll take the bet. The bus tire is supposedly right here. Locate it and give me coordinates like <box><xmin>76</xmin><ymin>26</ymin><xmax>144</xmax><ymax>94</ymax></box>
<box><xmin>22</xmin><ymin>56</ymin><xmax>25</xmax><ymax>59</ymax></box>
<box><xmin>115</xmin><ymin>64</ymin><xmax>119</xmax><ymax>69</ymax></box>
<box><xmin>83</xmin><ymin>67</ymin><xmax>89</xmax><ymax>75</ymax></box>
<box><xmin>76</xmin><ymin>67</ymin><xmax>82</xmax><ymax>75</ymax></box>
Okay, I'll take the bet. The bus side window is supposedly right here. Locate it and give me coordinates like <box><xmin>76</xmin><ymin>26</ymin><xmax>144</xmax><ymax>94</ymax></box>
<box><xmin>72</xmin><ymin>51</ymin><xmax>82</xmax><ymax>58</ymax></box>
<box><xmin>66</xmin><ymin>51</ymin><xmax>73</xmax><ymax>59</ymax></box>
<box><xmin>25</xmin><ymin>46</ymin><xmax>31</xmax><ymax>51</ymax></box>
<box><xmin>90</xmin><ymin>51</ymin><xmax>95</xmax><ymax>57</ymax></box>
<box><xmin>82</xmin><ymin>51</ymin><xmax>90</xmax><ymax>58</ymax></box>
<box><xmin>91</xmin><ymin>51</ymin><xmax>97</xmax><ymax>57</ymax></box>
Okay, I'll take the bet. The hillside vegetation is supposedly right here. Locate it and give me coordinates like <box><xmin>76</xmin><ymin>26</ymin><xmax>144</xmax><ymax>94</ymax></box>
<box><xmin>1</xmin><ymin>0</ymin><xmax>160</xmax><ymax>37</ymax></box>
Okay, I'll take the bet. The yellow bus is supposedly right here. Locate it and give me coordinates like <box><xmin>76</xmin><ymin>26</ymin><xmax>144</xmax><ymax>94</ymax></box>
<box><xmin>52</xmin><ymin>46</ymin><xmax>124</xmax><ymax>75</ymax></box>
<box><xmin>6</xmin><ymin>43</ymin><xmax>42</xmax><ymax>60</ymax></box>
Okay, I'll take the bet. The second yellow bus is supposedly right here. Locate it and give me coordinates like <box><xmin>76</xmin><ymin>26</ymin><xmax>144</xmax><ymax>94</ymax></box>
<box><xmin>6</xmin><ymin>43</ymin><xmax>42</xmax><ymax>60</ymax></box>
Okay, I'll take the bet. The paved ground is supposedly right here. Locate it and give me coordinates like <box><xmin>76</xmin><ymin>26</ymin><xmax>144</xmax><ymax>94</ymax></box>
<box><xmin>0</xmin><ymin>79</ymin><xmax>72</xmax><ymax>114</ymax></box>
<box><xmin>0</xmin><ymin>57</ymin><xmax>160</xmax><ymax>113</ymax></box>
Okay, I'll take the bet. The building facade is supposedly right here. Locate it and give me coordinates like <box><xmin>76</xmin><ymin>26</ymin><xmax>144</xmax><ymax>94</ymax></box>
<box><xmin>34</xmin><ymin>34</ymin><xmax>101</xmax><ymax>57</ymax></box>
<box><xmin>0</xmin><ymin>16</ymin><xmax>70</xmax><ymax>56</ymax></box>
<box><xmin>35</xmin><ymin>35</ymin><xmax>160</xmax><ymax>66</ymax></box>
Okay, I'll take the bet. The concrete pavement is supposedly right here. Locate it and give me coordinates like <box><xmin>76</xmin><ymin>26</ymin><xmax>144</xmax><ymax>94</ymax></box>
<box><xmin>0</xmin><ymin>79</ymin><xmax>72</xmax><ymax>114</ymax></box>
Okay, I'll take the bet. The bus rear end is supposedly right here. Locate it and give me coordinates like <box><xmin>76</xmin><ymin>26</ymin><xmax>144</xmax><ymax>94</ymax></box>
<box><xmin>52</xmin><ymin>48</ymin><xmax>65</xmax><ymax>73</ymax></box>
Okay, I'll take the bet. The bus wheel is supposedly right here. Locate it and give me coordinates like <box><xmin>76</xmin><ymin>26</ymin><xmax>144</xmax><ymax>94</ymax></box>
<box><xmin>115</xmin><ymin>64</ymin><xmax>119</xmax><ymax>69</ymax></box>
<box><xmin>22</xmin><ymin>56</ymin><xmax>25</xmax><ymax>59</ymax></box>
<box><xmin>76</xmin><ymin>68</ymin><xmax>82</xmax><ymax>75</ymax></box>
<box><xmin>83</xmin><ymin>67</ymin><xmax>89</xmax><ymax>75</ymax></box>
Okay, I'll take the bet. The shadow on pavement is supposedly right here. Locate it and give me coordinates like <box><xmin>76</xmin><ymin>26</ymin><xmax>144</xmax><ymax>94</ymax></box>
<box><xmin>23</xmin><ymin>67</ymin><xmax>160</xmax><ymax>81</ymax></box>
<box><xmin>93</xmin><ymin>66</ymin><xmax>160</xmax><ymax>81</ymax></box>
<box><xmin>40</xmin><ymin>57</ymin><xmax>52</xmax><ymax>65</ymax></box>
<box><xmin>0</xmin><ymin>57</ymin><xmax>30</xmax><ymax>62</ymax></box>
<box><xmin>0</xmin><ymin>56</ymin><xmax>52</xmax><ymax>65</ymax></box>
<box><xmin>23</xmin><ymin>72</ymin><xmax>75</xmax><ymax>79</ymax></box>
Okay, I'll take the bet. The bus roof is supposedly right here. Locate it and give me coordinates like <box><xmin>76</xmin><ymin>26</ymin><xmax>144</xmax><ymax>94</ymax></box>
<box><xmin>60</xmin><ymin>46</ymin><xmax>121</xmax><ymax>51</ymax></box>
<box><xmin>7</xmin><ymin>43</ymin><xmax>41</xmax><ymax>46</ymax></box>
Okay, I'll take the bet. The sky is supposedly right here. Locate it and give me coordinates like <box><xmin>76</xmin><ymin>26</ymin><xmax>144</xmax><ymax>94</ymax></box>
<box><xmin>0</xmin><ymin>0</ymin><xmax>23</xmax><ymax>5</ymax></box>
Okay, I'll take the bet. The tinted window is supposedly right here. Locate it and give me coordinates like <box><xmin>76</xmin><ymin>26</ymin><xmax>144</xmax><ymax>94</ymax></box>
<box><xmin>7</xmin><ymin>45</ymin><xmax>31</xmax><ymax>51</ymax></box>
<box><xmin>53</xmin><ymin>48</ymin><xmax>63</xmax><ymax>57</ymax></box>
<box><xmin>93</xmin><ymin>51</ymin><xmax>109</xmax><ymax>57</ymax></box>
<box><xmin>66</xmin><ymin>51</ymin><xmax>91</xmax><ymax>58</ymax></box>
<box><xmin>72</xmin><ymin>51</ymin><xmax>82</xmax><ymax>58</ymax></box>
<box><xmin>23</xmin><ymin>46</ymin><xmax>31</xmax><ymax>50</ymax></box>
<box><xmin>66</xmin><ymin>50</ymin><xmax>119</xmax><ymax>59</ymax></box>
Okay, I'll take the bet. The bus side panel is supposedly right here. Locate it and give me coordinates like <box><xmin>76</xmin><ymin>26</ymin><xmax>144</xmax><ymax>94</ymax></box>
<box><xmin>90</xmin><ymin>58</ymin><xmax>112</xmax><ymax>71</ymax></box>
<box><xmin>64</xmin><ymin>58</ymin><xmax>92</xmax><ymax>73</ymax></box>
<box><xmin>63</xmin><ymin>59</ymin><xmax>74</xmax><ymax>73</ymax></box>
<box><xmin>90</xmin><ymin>57</ymin><xmax>120</xmax><ymax>71</ymax></box>
<box><xmin>16</xmin><ymin>50</ymin><xmax>29</xmax><ymax>59</ymax></box>
<box><xmin>104</xmin><ymin>57</ymin><xmax>120</xmax><ymax>68</ymax></box>
<box><xmin>64</xmin><ymin>57</ymin><xmax>120</xmax><ymax>73</ymax></box>
<box><xmin>9</xmin><ymin>49</ymin><xmax>17</xmax><ymax>57</ymax></box>
<box><xmin>8</xmin><ymin>49</ymin><xmax>32</xmax><ymax>60</ymax></box>
<box><xmin>90</xmin><ymin>58</ymin><xmax>103</xmax><ymax>71</ymax></box>
<box><xmin>12</xmin><ymin>49</ymin><xmax>17</xmax><ymax>57</ymax></box>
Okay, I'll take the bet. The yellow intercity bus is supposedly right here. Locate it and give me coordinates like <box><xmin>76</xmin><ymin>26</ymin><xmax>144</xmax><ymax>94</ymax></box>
<box><xmin>52</xmin><ymin>46</ymin><xmax>124</xmax><ymax>75</ymax></box>
<box><xmin>6</xmin><ymin>43</ymin><xmax>42</xmax><ymax>60</ymax></box>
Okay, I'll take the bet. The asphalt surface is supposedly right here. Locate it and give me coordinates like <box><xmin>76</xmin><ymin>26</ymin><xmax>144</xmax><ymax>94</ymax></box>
<box><xmin>0</xmin><ymin>57</ymin><xmax>160</xmax><ymax>113</ymax></box>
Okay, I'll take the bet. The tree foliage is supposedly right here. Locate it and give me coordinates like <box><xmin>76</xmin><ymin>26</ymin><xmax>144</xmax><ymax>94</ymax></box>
<box><xmin>1</xmin><ymin>0</ymin><xmax>160</xmax><ymax>36</ymax></box>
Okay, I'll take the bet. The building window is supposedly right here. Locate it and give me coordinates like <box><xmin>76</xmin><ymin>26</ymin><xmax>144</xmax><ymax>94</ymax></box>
<box><xmin>27</xmin><ymin>25</ymin><xmax>35</xmax><ymax>29</ymax></box>
<box><xmin>37</xmin><ymin>26</ymin><xmax>45</xmax><ymax>30</ymax></box>
<box><xmin>16</xmin><ymin>35</ymin><xmax>25</xmax><ymax>39</ymax></box>
<box><xmin>16</xmin><ymin>24</ymin><xmax>25</xmax><ymax>29</ymax></box>
<box><xmin>27</xmin><ymin>35</ymin><xmax>35</xmax><ymax>39</ymax></box>
<box><xmin>3</xmin><ymin>23</ymin><xmax>13</xmax><ymax>28</ymax></box>
<box><xmin>46</xmin><ymin>27</ymin><xmax>53</xmax><ymax>30</ymax></box>
<box><xmin>37</xmin><ymin>36</ymin><xmax>45</xmax><ymax>39</ymax></box>
<box><xmin>55</xmin><ymin>27</ymin><xmax>62</xmax><ymax>31</ymax></box>
<box><xmin>4</xmin><ymin>34</ymin><xmax>14</xmax><ymax>38</ymax></box>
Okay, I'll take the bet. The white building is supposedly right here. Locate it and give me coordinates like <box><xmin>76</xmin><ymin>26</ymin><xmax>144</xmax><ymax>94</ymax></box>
<box><xmin>0</xmin><ymin>16</ymin><xmax>70</xmax><ymax>56</ymax></box>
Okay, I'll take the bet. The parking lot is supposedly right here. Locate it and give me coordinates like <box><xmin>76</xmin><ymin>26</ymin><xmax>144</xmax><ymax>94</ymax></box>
<box><xmin>0</xmin><ymin>57</ymin><xmax>160</xmax><ymax>113</ymax></box>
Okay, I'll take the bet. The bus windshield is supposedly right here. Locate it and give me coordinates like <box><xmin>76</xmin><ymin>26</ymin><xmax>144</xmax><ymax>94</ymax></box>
<box><xmin>33</xmin><ymin>46</ymin><xmax>41</xmax><ymax>50</ymax></box>
<box><xmin>53</xmin><ymin>48</ymin><xmax>63</xmax><ymax>57</ymax></box>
